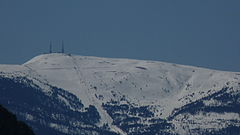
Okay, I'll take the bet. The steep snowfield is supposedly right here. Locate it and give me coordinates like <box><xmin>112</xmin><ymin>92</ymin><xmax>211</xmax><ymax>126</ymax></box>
<box><xmin>0</xmin><ymin>53</ymin><xmax>239</xmax><ymax>134</ymax></box>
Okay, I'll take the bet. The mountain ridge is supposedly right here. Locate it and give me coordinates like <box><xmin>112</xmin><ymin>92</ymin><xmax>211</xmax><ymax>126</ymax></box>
<box><xmin>0</xmin><ymin>53</ymin><xmax>239</xmax><ymax>135</ymax></box>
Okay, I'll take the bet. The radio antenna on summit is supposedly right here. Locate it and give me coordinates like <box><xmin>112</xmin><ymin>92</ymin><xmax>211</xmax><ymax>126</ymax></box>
<box><xmin>61</xmin><ymin>40</ymin><xmax>65</xmax><ymax>53</ymax></box>
<box><xmin>49</xmin><ymin>41</ymin><xmax>52</xmax><ymax>53</ymax></box>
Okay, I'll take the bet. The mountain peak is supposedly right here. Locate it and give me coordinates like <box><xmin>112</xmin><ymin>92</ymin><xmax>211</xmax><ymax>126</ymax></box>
<box><xmin>20</xmin><ymin>53</ymin><xmax>237</xmax><ymax>117</ymax></box>
<box><xmin>23</xmin><ymin>53</ymin><xmax>70</xmax><ymax>65</ymax></box>
<box><xmin>0</xmin><ymin>53</ymin><xmax>240</xmax><ymax>135</ymax></box>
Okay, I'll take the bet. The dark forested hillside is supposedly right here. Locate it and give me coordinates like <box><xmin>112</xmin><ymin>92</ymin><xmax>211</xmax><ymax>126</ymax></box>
<box><xmin>0</xmin><ymin>104</ymin><xmax>35</xmax><ymax>135</ymax></box>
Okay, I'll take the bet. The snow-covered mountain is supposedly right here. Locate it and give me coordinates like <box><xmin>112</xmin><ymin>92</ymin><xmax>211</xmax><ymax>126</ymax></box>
<box><xmin>0</xmin><ymin>53</ymin><xmax>239</xmax><ymax>135</ymax></box>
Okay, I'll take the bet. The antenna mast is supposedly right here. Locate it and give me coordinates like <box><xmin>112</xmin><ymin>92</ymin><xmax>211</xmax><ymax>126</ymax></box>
<box><xmin>49</xmin><ymin>41</ymin><xmax>52</xmax><ymax>53</ymax></box>
<box><xmin>61</xmin><ymin>40</ymin><xmax>65</xmax><ymax>53</ymax></box>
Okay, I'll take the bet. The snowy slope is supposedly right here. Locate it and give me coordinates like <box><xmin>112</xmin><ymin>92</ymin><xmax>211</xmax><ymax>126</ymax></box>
<box><xmin>0</xmin><ymin>53</ymin><xmax>239</xmax><ymax>135</ymax></box>
<box><xmin>23</xmin><ymin>53</ymin><xmax>237</xmax><ymax>115</ymax></box>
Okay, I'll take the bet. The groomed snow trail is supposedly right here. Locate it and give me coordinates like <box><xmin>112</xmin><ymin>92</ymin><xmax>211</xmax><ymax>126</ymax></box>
<box><xmin>70</xmin><ymin>55</ymin><xmax>127</xmax><ymax>135</ymax></box>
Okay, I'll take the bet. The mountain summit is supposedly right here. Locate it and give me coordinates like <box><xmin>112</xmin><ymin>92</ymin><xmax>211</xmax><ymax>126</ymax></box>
<box><xmin>0</xmin><ymin>53</ymin><xmax>239</xmax><ymax>135</ymax></box>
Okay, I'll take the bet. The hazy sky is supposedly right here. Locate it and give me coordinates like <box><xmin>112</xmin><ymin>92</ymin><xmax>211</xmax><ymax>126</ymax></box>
<box><xmin>0</xmin><ymin>0</ymin><xmax>240</xmax><ymax>72</ymax></box>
